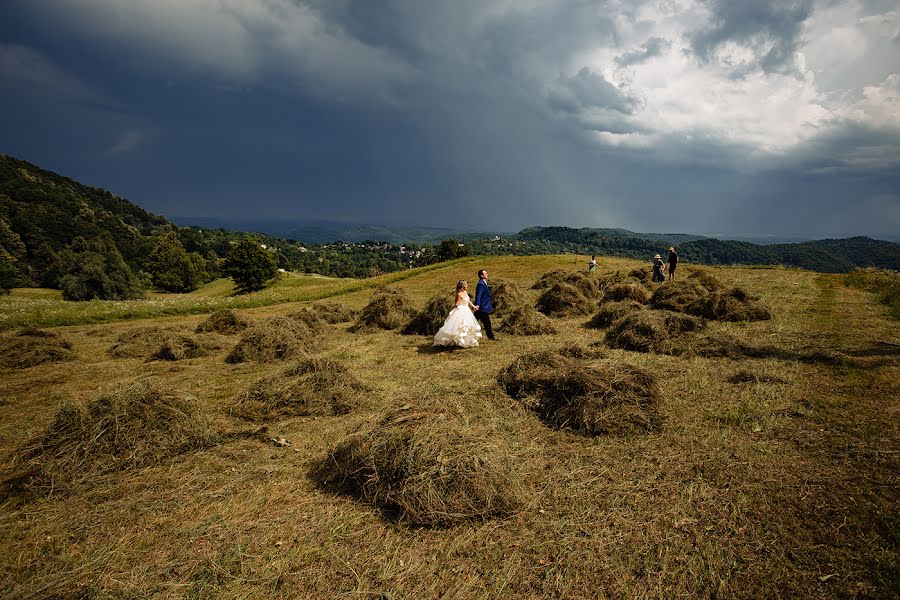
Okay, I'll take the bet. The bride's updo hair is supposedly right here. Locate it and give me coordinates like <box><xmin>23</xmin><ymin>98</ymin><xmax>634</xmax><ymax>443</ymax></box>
<box><xmin>456</xmin><ymin>280</ymin><xmax>467</xmax><ymax>293</ymax></box>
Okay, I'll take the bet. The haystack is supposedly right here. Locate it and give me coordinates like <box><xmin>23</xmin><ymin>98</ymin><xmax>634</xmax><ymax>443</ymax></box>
<box><xmin>0</xmin><ymin>327</ymin><xmax>75</xmax><ymax>369</ymax></box>
<box><xmin>232</xmin><ymin>356</ymin><xmax>369</xmax><ymax>421</ymax></box>
<box><xmin>349</xmin><ymin>286</ymin><xmax>418</xmax><ymax>333</ymax></box>
<box><xmin>225</xmin><ymin>316</ymin><xmax>314</xmax><ymax>363</ymax></box>
<box><xmin>605</xmin><ymin>310</ymin><xmax>705</xmax><ymax>354</ymax></box>
<box><xmin>498</xmin><ymin>305</ymin><xmax>557</xmax><ymax>336</ymax></box>
<box><xmin>602</xmin><ymin>282</ymin><xmax>651</xmax><ymax>304</ymax></box>
<box><xmin>287</xmin><ymin>307</ymin><xmax>328</xmax><ymax>335</ymax></box>
<box><xmin>313</xmin><ymin>301</ymin><xmax>359</xmax><ymax>324</ymax></box>
<box><xmin>629</xmin><ymin>267</ymin><xmax>652</xmax><ymax>284</ymax></box>
<box><xmin>587</xmin><ymin>300</ymin><xmax>645</xmax><ymax>329</ymax></box>
<box><xmin>150</xmin><ymin>333</ymin><xmax>226</xmax><ymax>361</ymax></box>
<box><xmin>401</xmin><ymin>291</ymin><xmax>455</xmax><ymax>336</ymax></box>
<box><xmin>597</xmin><ymin>270</ymin><xmax>631</xmax><ymax>292</ymax></box>
<box><xmin>195</xmin><ymin>309</ymin><xmax>248</xmax><ymax>335</ymax></box>
<box><xmin>648</xmin><ymin>280</ymin><xmax>707</xmax><ymax>312</ymax></box>
<box><xmin>498</xmin><ymin>350</ymin><xmax>661</xmax><ymax>435</ymax></box>
<box><xmin>311</xmin><ymin>405</ymin><xmax>526</xmax><ymax>525</ymax></box>
<box><xmin>562</xmin><ymin>271</ymin><xmax>601</xmax><ymax>300</ymax></box>
<box><xmin>3</xmin><ymin>380</ymin><xmax>218</xmax><ymax>495</ymax></box>
<box><xmin>108</xmin><ymin>326</ymin><xmax>181</xmax><ymax>359</ymax></box>
<box><xmin>536</xmin><ymin>282</ymin><xmax>595</xmax><ymax>317</ymax></box>
<box><xmin>488</xmin><ymin>278</ymin><xmax>528</xmax><ymax>317</ymax></box>
<box><xmin>685</xmin><ymin>288</ymin><xmax>772</xmax><ymax>321</ymax></box>
<box><xmin>531</xmin><ymin>270</ymin><xmax>569</xmax><ymax>290</ymax></box>
<box><xmin>686</xmin><ymin>269</ymin><xmax>725</xmax><ymax>292</ymax></box>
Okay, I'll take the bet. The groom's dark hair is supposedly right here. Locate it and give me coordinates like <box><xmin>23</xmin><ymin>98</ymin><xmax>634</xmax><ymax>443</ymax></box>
<box><xmin>478</xmin><ymin>269</ymin><xmax>486</xmax><ymax>279</ymax></box>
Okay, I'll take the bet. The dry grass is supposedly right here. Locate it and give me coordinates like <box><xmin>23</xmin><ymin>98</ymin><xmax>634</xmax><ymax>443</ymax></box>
<box><xmin>225</xmin><ymin>316</ymin><xmax>316</xmax><ymax>363</ymax></box>
<box><xmin>312</xmin><ymin>301</ymin><xmax>359</xmax><ymax>324</ymax></box>
<box><xmin>401</xmin><ymin>290</ymin><xmax>455</xmax><ymax>336</ymax></box>
<box><xmin>498</xmin><ymin>304</ymin><xmax>558</xmax><ymax>336</ymax></box>
<box><xmin>194</xmin><ymin>309</ymin><xmax>249</xmax><ymax>335</ymax></box>
<box><xmin>311</xmin><ymin>399</ymin><xmax>529</xmax><ymax>526</ymax></box>
<box><xmin>108</xmin><ymin>325</ymin><xmax>182</xmax><ymax>359</ymax></box>
<box><xmin>487</xmin><ymin>277</ymin><xmax>528</xmax><ymax>317</ymax></box>
<box><xmin>648</xmin><ymin>280</ymin><xmax>707</xmax><ymax>311</ymax></box>
<box><xmin>536</xmin><ymin>282</ymin><xmax>595</xmax><ymax>317</ymax></box>
<box><xmin>286</xmin><ymin>307</ymin><xmax>329</xmax><ymax>335</ymax></box>
<box><xmin>231</xmin><ymin>356</ymin><xmax>369</xmax><ymax>421</ymax></box>
<box><xmin>587</xmin><ymin>300</ymin><xmax>646</xmax><ymax>328</ymax></box>
<box><xmin>0</xmin><ymin>326</ymin><xmax>75</xmax><ymax>369</ymax></box>
<box><xmin>0</xmin><ymin>254</ymin><xmax>897</xmax><ymax>599</ymax></box>
<box><xmin>605</xmin><ymin>309</ymin><xmax>706</xmax><ymax>354</ymax></box>
<box><xmin>349</xmin><ymin>286</ymin><xmax>418</xmax><ymax>332</ymax></box>
<box><xmin>686</xmin><ymin>287</ymin><xmax>773</xmax><ymax>322</ymax></box>
<box><xmin>602</xmin><ymin>282</ymin><xmax>651</xmax><ymax>304</ymax></box>
<box><xmin>498</xmin><ymin>349</ymin><xmax>662</xmax><ymax>435</ymax></box>
<box><xmin>150</xmin><ymin>333</ymin><xmax>227</xmax><ymax>361</ymax></box>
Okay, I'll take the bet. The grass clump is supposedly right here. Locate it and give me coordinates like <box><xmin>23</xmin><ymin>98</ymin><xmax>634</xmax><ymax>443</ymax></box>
<box><xmin>311</xmin><ymin>403</ymin><xmax>526</xmax><ymax>526</ymax></box>
<box><xmin>587</xmin><ymin>300</ymin><xmax>645</xmax><ymax>329</ymax></box>
<box><xmin>402</xmin><ymin>291</ymin><xmax>455</xmax><ymax>336</ymax></box>
<box><xmin>108</xmin><ymin>326</ymin><xmax>181</xmax><ymax>359</ymax></box>
<box><xmin>498</xmin><ymin>304</ymin><xmax>557</xmax><ymax>336</ymax></box>
<box><xmin>312</xmin><ymin>301</ymin><xmax>359</xmax><ymax>324</ymax></box>
<box><xmin>194</xmin><ymin>309</ymin><xmax>248</xmax><ymax>335</ymax></box>
<box><xmin>498</xmin><ymin>349</ymin><xmax>661</xmax><ymax>435</ymax></box>
<box><xmin>0</xmin><ymin>326</ymin><xmax>75</xmax><ymax>369</ymax></box>
<box><xmin>349</xmin><ymin>286</ymin><xmax>418</xmax><ymax>333</ymax></box>
<box><xmin>225</xmin><ymin>316</ymin><xmax>315</xmax><ymax>363</ymax></box>
<box><xmin>685</xmin><ymin>288</ymin><xmax>772</xmax><ymax>321</ymax></box>
<box><xmin>845</xmin><ymin>267</ymin><xmax>900</xmax><ymax>320</ymax></box>
<box><xmin>605</xmin><ymin>310</ymin><xmax>705</xmax><ymax>354</ymax></box>
<box><xmin>2</xmin><ymin>380</ymin><xmax>218</xmax><ymax>496</ymax></box>
<box><xmin>232</xmin><ymin>356</ymin><xmax>369</xmax><ymax>421</ymax></box>
<box><xmin>536</xmin><ymin>282</ymin><xmax>595</xmax><ymax>317</ymax></box>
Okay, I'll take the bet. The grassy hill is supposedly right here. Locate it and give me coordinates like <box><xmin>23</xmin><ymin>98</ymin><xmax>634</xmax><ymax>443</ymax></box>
<box><xmin>0</xmin><ymin>255</ymin><xmax>897</xmax><ymax>598</ymax></box>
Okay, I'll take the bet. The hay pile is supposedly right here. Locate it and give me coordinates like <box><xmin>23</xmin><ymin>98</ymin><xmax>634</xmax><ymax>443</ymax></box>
<box><xmin>150</xmin><ymin>334</ymin><xmax>226</xmax><ymax>361</ymax></box>
<box><xmin>536</xmin><ymin>282</ymin><xmax>595</xmax><ymax>317</ymax></box>
<box><xmin>108</xmin><ymin>326</ymin><xmax>181</xmax><ymax>359</ymax></box>
<box><xmin>498</xmin><ymin>350</ymin><xmax>661</xmax><ymax>435</ymax></box>
<box><xmin>605</xmin><ymin>310</ymin><xmax>705</xmax><ymax>354</ymax></box>
<box><xmin>225</xmin><ymin>316</ymin><xmax>315</xmax><ymax>363</ymax></box>
<box><xmin>597</xmin><ymin>270</ymin><xmax>631</xmax><ymax>292</ymax></box>
<box><xmin>287</xmin><ymin>307</ymin><xmax>328</xmax><ymax>335</ymax></box>
<box><xmin>561</xmin><ymin>272</ymin><xmax>601</xmax><ymax>300</ymax></box>
<box><xmin>499</xmin><ymin>305</ymin><xmax>557</xmax><ymax>336</ymax></box>
<box><xmin>3</xmin><ymin>380</ymin><xmax>218</xmax><ymax>495</ymax></box>
<box><xmin>685</xmin><ymin>287</ymin><xmax>772</xmax><ymax>321</ymax></box>
<box><xmin>0</xmin><ymin>326</ymin><xmax>75</xmax><ymax>369</ymax></box>
<box><xmin>629</xmin><ymin>267</ymin><xmax>652</xmax><ymax>284</ymax></box>
<box><xmin>648</xmin><ymin>280</ymin><xmax>707</xmax><ymax>312</ymax></box>
<box><xmin>195</xmin><ymin>309</ymin><xmax>248</xmax><ymax>335</ymax></box>
<box><xmin>488</xmin><ymin>278</ymin><xmax>528</xmax><ymax>317</ymax></box>
<box><xmin>311</xmin><ymin>405</ymin><xmax>526</xmax><ymax>525</ymax></box>
<box><xmin>531</xmin><ymin>270</ymin><xmax>569</xmax><ymax>290</ymax></box>
<box><xmin>232</xmin><ymin>357</ymin><xmax>369</xmax><ymax>421</ymax></box>
<box><xmin>602</xmin><ymin>282</ymin><xmax>651</xmax><ymax>304</ymax></box>
<box><xmin>349</xmin><ymin>286</ymin><xmax>418</xmax><ymax>333</ymax></box>
<box><xmin>587</xmin><ymin>300</ymin><xmax>645</xmax><ymax>329</ymax></box>
<box><xmin>686</xmin><ymin>269</ymin><xmax>725</xmax><ymax>291</ymax></box>
<box><xmin>313</xmin><ymin>301</ymin><xmax>359</xmax><ymax>324</ymax></box>
<box><xmin>402</xmin><ymin>291</ymin><xmax>456</xmax><ymax>336</ymax></box>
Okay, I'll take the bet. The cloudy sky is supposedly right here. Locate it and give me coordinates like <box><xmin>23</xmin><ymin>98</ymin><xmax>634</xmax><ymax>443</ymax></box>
<box><xmin>1</xmin><ymin>0</ymin><xmax>898</xmax><ymax>238</ymax></box>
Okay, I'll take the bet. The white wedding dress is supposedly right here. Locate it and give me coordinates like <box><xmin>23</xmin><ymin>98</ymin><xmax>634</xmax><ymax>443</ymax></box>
<box><xmin>433</xmin><ymin>302</ymin><xmax>482</xmax><ymax>348</ymax></box>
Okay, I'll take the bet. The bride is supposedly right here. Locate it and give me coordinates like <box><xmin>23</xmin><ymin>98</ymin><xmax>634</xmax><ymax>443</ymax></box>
<box><xmin>433</xmin><ymin>280</ymin><xmax>482</xmax><ymax>348</ymax></box>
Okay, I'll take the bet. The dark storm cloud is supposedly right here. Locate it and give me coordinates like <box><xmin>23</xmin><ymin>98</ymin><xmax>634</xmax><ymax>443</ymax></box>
<box><xmin>549</xmin><ymin>68</ymin><xmax>636</xmax><ymax>115</ymax></box>
<box><xmin>690</xmin><ymin>0</ymin><xmax>814</xmax><ymax>76</ymax></box>
<box><xmin>615</xmin><ymin>37</ymin><xmax>671</xmax><ymax>68</ymax></box>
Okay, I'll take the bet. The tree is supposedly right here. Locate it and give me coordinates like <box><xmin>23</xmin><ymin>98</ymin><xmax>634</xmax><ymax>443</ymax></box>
<box><xmin>145</xmin><ymin>231</ymin><xmax>208</xmax><ymax>292</ymax></box>
<box><xmin>223</xmin><ymin>238</ymin><xmax>277</xmax><ymax>293</ymax></box>
<box><xmin>0</xmin><ymin>217</ymin><xmax>25</xmax><ymax>293</ymax></box>
<box><xmin>57</xmin><ymin>235</ymin><xmax>145</xmax><ymax>301</ymax></box>
<box><xmin>436</xmin><ymin>238</ymin><xmax>470</xmax><ymax>262</ymax></box>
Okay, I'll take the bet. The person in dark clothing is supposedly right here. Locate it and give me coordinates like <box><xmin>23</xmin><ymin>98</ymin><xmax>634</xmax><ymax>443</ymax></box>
<box><xmin>474</xmin><ymin>269</ymin><xmax>496</xmax><ymax>340</ymax></box>
<box><xmin>652</xmin><ymin>254</ymin><xmax>666</xmax><ymax>282</ymax></box>
<box><xmin>667</xmin><ymin>247</ymin><xmax>678</xmax><ymax>281</ymax></box>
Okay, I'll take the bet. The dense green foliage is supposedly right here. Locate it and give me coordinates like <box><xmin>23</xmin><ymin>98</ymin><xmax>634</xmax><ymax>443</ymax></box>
<box><xmin>223</xmin><ymin>239</ymin><xmax>278</xmax><ymax>293</ymax></box>
<box><xmin>845</xmin><ymin>268</ymin><xmax>900</xmax><ymax>320</ymax></box>
<box><xmin>58</xmin><ymin>235</ymin><xmax>145</xmax><ymax>301</ymax></box>
<box><xmin>145</xmin><ymin>232</ymin><xmax>208</xmax><ymax>292</ymax></box>
<box><xmin>436</xmin><ymin>238</ymin><xmax>471</xmax><ymax>261</ymax></box>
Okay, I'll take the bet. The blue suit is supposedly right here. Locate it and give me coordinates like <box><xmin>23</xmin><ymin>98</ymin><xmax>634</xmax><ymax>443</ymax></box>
<box><xmin>474</xmin><ymin>278</ymin><xmax>495</xmax><ymax>339</ymax></box>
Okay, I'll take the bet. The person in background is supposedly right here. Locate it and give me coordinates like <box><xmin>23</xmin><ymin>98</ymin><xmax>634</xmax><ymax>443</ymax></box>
<box><xmin>588</xmin><ymin>255</ymin><xmax>598</xmax><ymax>273</ymax></box>
<box><xmin>652</xmin><ymin>254</ymin><xmax>666</xmax><ymax>282</ymax></box>
<box><xmin>667</xmin><ymin>247</ymin><xmax>678</xmax><ymax>281</ymax></box>
<box><xmin>474</xmin><ymin>269</ymin><xmax>496</xmax><ymax>340</ymax></box>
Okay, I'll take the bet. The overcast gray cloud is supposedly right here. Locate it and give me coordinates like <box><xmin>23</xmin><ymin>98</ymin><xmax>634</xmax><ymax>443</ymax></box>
<box><xmin>0</xmin><ymin>0</ymin><xmax>897</xmax><ymax>238</ymax></box>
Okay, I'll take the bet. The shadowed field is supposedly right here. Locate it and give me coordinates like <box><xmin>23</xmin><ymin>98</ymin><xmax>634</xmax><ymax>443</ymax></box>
<box><xmin>0</xmin><ymin>255</ymin><xmax>897</xmax><ymax>599</ymax></box>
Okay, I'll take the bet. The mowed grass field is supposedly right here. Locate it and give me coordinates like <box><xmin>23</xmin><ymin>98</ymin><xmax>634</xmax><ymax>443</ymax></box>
<box><xmin>0</xmin><ymin>254</ymin><xmax>897</xmax><ymax>599</ymax></box>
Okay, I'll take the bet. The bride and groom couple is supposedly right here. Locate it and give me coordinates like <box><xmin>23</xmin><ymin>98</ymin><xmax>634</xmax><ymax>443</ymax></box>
<box><xmin>433</xmin><ymin>269</ymin><xmax>496</xmax><ymax>349</ymax></box>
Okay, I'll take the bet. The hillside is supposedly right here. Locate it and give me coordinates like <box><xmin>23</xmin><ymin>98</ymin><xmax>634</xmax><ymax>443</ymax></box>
<box><xmin>0</xmin><ymin>255</ymin><xmax>896</xmax><ymax>598</ymax></box>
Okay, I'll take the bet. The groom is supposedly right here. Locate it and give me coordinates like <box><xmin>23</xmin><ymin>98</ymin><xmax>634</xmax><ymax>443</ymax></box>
<box><xmin>474</xmin><ymin>269</ymin><xmax>496</xmax><ymax>340</ymax></box>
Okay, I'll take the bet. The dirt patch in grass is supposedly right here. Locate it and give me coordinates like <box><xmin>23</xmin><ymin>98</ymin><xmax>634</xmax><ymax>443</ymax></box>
<box><xmin>225</xmin><ymin>316</ymin><xmax>316</xmax><ymax>363</ymax></box>
<box><xmin>232</xmin><ymin>356</ymin><xmax>369</xmax><ymax>421</ymax></box>
<box><xmin>310</xmin><ymin>402</ymin><xmax>527</xmax><ymax>526</ymax></box>
<box><xmin>313</xmin><ymin>301</ymin><xmax>359</xmax><ymax>324</ymax></box>
<box><xmin>194</xmin><ymin>309</ymin><xmax>249</xmax><ymax>335</ymax></box>
<box><xmin>536</xmin><ymin>282</ymin><xmax>595</xmax><ymax>317</ymax></box>
<box><xmin>685</xmin><ymin>287</ymin><xmax>772</xmax><ymax>321</ymax></box>
<box><xmin>587</xmin><ymin>300</ymin><xmax>646</xmax><ymax>329</ymax></box>
<box><xmin>648</xmin><ymin>281</ymin><xmax>707</xmax><ymax>312</ymax></box>
<box><xmin>605</xmin><ymin>310</ymin><xmax>705</xmax><ymax>354</ymax></box>
<box><xmin>0</xmin><ymin>326</ymin><xmax>75</xmax><ymax>369</ymax></box>
<box><xmin>498</xmin><ymin>304</ymin><xmax>558</xmax><ymax>336</ymax></box>
<box><xmin>498</xmin><ymin>349</ymin><xmax>662</xmax><ymax>435</ymax></box>
<box><xmin>349</xmin><ymin>286</ymin><xmax>418</xmax><ymax>333</ymax></box>
<box><xmin>402</xmin><ymin>291</ymin><xmax>455</xmax><ymax>336</ymax></box>
<box><xmin>2</xmin><ymin>380</ymin><xmax>218</xmax><ymax>496</ymax></box>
